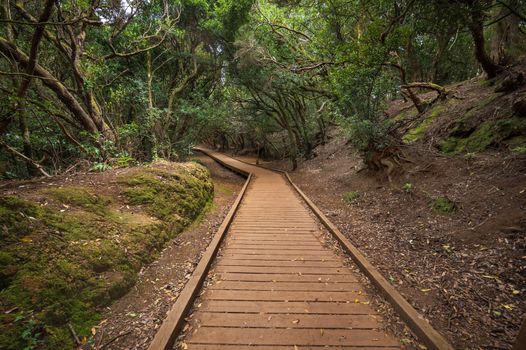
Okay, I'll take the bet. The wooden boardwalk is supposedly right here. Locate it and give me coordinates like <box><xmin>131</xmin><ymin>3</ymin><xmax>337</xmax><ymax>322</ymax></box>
<box><xmin>180</xmin><ymin>150</ymin><xmax>400</xmax><ymax>349</ymax></box>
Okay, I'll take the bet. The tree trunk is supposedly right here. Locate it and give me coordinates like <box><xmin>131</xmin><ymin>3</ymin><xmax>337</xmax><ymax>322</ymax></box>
<box><xmin>146</xmin><ymin>50</ymin><xmax>154</xmax><ymax>110</ymax></box>
<box><xmin>19</xmin><ymin>112</ymin><xmax>36</xmax><ymax>176</ymax></box>
<box><xmin>490</xmin><ymin>0</ymin><xmax>523</xmax><ymax>65</ymax></box>
<box><xmin>0</xmin><ymin>38</ymin><xmax>101</xmax><ymax>135</ymax></box>
<box><xmin>470</xmin><ymin>3</ymin><xmax>502</xmax><ymax>78</ymax></box>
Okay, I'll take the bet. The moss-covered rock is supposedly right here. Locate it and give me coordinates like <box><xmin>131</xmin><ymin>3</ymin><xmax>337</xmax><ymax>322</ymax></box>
<box><xmin>118</xmin><ymin>162</ymin><xmax>213</xmax><ymax>225</ymax></box>
<box><xmin>403</xmin><ymin>105</ymin><xmax>445</xmax><ymax>143</ymax></box>
<box><xmin>439</xmin><ymin>117</ymin><xmax>526</xmax><ymax>154</ymax></box>
<box><xmin>43</xmin><ymin>186</ymin><xmax>112</xmax><ymax>217</ymax></box>
<box><xmin>0</xmin><ymin>161</ymin><xmax>213</xmax><ymax>349</ymax></box>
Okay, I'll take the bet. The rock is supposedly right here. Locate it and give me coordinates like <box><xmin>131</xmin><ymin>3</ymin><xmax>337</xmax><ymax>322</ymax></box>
<box><xmin>495</xmin><ymin>72</ymin><xmax>524</xmax><ymax>93</ymax></box>
<box><xmin>512</xmin><ymin>96</ymin><xmax>526</xmax><ymax>118</ymax></box>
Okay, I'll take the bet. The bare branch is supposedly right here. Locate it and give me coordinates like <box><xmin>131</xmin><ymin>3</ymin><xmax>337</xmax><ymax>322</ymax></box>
<box><xmin>0</xmin><ymin>140</ymin><xmax>51</xmax><ymax>177</ymax></box>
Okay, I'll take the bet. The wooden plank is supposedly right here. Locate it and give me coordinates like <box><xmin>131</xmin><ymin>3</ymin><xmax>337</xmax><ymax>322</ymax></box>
<box><xmin>218</xmin><ymin>249</ymin><xmax>335</xmax><ymax>256</ymax></box>
<box><xmin>186</xmin><ymin>328</ymin><xmax>399</xmax><ymax>346</ymax></box>
<box><xmin>209</xmin><ymin>281</ymin><xmax>362</xmax><ymax>291</ymax></box>
<box><xmin>230</xmin><ymin>229</ymin><xmax>318</xmax><ymax>234</ymax></box>
<box><xmin>227</xmin><ymin>241</ymin><xmax>321</xmax><ymax>246</ymax></box>
<box><xmin>224</xmin><ymin>245</ymin><xmax>326</xmax><ymax>251</ymax></box>
<box><xmin>214</xmin><ymin>273</ymin><xmax>358</xmax><ymax>282</ymax></box>
<box><xmin>204</xmin><ymin>290</ymin><xmax>366</xmax><ymax>302</ymax></box>
<box><xmin>220</xmin><ymin>255</ymin><xmax>339</xmax><ymax>262</ymax></box>
<box><xmin>187</xmin><ymin>345</ymin><xmax>399</xmax><ymax>350</ymax></box>
<box><xmin>191</xmin><ymin>312</ymin><xmax>380</xmax><ymax>329</ymax></box>
<box><xmin>213</xmin><ymin>265</ymin><xmax>351</xmax><ymax>274</ymax></box>
<box><xmin>197</xmin><ymin>300</ymin><xmax>375</xmax><ymax>314</ymax></box>
<box><xmin>216</xmin><ymin>260</ymin><xmax>343</xmax><ymax>267</ymax></box>
<box><xmin>230</xmin><ymin>236</ymin><xmax>320</xmax><ymax>241</ymax></box>
<box><xmin>229</xmin><ymin>235</ymin><xmax>320</xmax><ymax>240</ymax></box>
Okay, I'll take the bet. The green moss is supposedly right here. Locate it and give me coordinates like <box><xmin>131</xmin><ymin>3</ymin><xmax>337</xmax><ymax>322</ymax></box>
<box><xmin>441</xmin><ymin>121</ymin><xmax>495</xmax><ymax>154</ymax></box>
<box><xmin>343</xmin><ymin>191</ymin><xmax>360</xmax><ymax>203</ymax></box>
<box><xmin>440</xmin><ymin>117</ymin><xmax>526</xmax><ymax>154</ymax></box>
<box><xmin>394</xmin><ymin>107</ymin><xmax>418</xmax><ymax>122</ymax></box>
<box><xmin>403</xmin><ymin>105</ymin><xmax>445</xmax><ymax>143</ymax></box>
<box><xmin>118</xmin><ymin>163</ymin><xmax>213</xmax><ymax>224</ymax></box>
<box><xmin>217</xmin><ymin>184</ymin><xmax>234</xmax><ymax>195</ymax></box>
<box><xmin>506</xmin><ymin>135</ymin><xmax>526</xmax><ymax>148</ymax></box>
<box><xmin>0</xmin><ymin>162</ymin><xmax>213</xmax><ymax>349</ymax></box>
<box><xmin>43</xmin><ymin>186</ymin><xmax>112</xmax><ymax>217</ymax></box>
<box><xmin>431</xmin><ymin>197</ymin><xmax>457</xmax><ymax>214</ymax></box>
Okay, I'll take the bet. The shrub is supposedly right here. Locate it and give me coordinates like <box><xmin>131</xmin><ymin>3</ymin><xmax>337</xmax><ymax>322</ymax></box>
<box><xmin>431</xmin><ymin>196</ymin><xmax>457</xmax><ymax>214</ymax></box>
<box><xmin>343</xmin><ymin>191</ymin><xmax>360</xmax><ymax>203</ymax></box>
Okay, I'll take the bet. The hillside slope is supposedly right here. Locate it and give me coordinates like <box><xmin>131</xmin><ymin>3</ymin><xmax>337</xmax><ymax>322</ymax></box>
<box><xmin>391</xmin><ymin>72</ymin><xmax>525</xmax><ymax>155</ymax></box>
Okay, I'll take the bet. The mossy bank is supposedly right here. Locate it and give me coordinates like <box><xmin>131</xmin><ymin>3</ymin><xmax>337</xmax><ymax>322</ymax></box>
<box><xmin>0</xmin><ymin>161</ymin><xmax>213</xmax><ymax>349</ymax></box>
<box><xmin>398</xmin><ymin>77</ymin><xmax>526</xmax><ymax>154</ymax></box>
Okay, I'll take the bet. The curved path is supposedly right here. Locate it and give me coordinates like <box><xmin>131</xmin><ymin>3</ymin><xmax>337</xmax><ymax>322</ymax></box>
<box><xmin>180</xmin><ymin>149</ymin><xmax>400</xmax><ymax>349</ymax></box>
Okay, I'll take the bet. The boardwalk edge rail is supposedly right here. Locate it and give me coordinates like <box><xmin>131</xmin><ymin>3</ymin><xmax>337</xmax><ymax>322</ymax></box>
<box><xmin>147</xmin><ymin>157</ymin><xmax>251</xmax><ymax>350</ymax></box>
<box><xmin>209</xmin><ymin>151</ymin><xmax>454</xmax><ymax>350</ymax></box>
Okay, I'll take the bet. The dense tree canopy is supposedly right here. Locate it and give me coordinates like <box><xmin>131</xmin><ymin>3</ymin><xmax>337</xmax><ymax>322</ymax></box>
<box><xmin>0</xmin><ymin>0</ymin><xmax>524</xmax><ymax>176</ymax></box>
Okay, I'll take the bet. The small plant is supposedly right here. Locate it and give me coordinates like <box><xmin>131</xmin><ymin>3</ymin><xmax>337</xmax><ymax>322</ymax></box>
<box><xmin>512</xmin><ymin>146</ymin><xmax>526</xmax><ymax>154</ymax></box>
<box><xmin>15</xmin><ymin>314</ymin><xmax>43</xmax><ymax>349</ymax></box>
<box><xmin>112</xmin><ymin>155</ymin><xmax>135</xmax><ymax>168</ymax></box>
<box><xmin>431</xmin><ymin>196</ymin><xmax>457</xmax><ymax>214</ymax></box>
<box><xmin>90</xmin><ymin>162</ymin><xmax>112</xmax><ymax>172</ymax></box>
<box><xmin>343</xmin><ymin>191</ymin><xmax>360</xmax><ymax>203</ymax></box>
<box><xmin>402</xmin><ymin>182</ymin><xmax>413</xmax><ymax>192</ymax></box>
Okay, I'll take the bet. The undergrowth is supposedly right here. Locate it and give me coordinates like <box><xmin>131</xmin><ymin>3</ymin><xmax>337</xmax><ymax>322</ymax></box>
<box><xmin>431</xmin><ymin>196</ymin><xmax>457</xmax><ymax>214</ymax></box>
<box><xmin>343</xmin><ymin>191</ymin><xmax>360</xmax><ymax>203</ymax></box>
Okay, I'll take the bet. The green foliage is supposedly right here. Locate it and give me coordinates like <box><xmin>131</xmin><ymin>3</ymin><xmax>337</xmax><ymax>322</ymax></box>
<box><xmin>341</xmin><ymin>113</ymin><xmax>393</xmax><ymax>159</ymax></box>
<box><xmin>343</xmin><ymin>191</ymin><xmax>360</xmax><ymax>203</ymax></box>
<box><xmin>1</xmin><ymin>0</ymin><xmax>517</xmax><ymax>176</ymax></box>
<box><xmin>402</xmin><ymin>182</ymin><xmax>413</xmax><ymax>192</ymax></box>
<box><xmin>431</xmin><ymin>197</ymin><xmax>457</xmax><ymax>214</ymax></box>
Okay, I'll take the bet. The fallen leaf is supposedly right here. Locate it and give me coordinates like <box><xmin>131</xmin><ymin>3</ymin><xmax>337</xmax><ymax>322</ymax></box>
<box><xmin>502</xmin><ymin>304</ymin><xmax>515</xmax><ymax>310</ymax></box>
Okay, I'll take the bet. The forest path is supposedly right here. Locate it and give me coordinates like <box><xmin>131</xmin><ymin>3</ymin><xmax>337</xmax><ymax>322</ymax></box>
<box><xmin>179</xmin><ymin>148</ymin><xmax>400</xmax><ymax>349</ymax></box>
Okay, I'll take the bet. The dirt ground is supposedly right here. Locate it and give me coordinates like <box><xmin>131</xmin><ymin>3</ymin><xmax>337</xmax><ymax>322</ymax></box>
<box><xmin>249</xmin><ymin>134</ymin><xmax>526</xmax><ymax>349</ymax></box>
<box><xmin>83</xmin><ymin>155</ymin><xmax>244</xmax><ymax>349</ymax></box>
